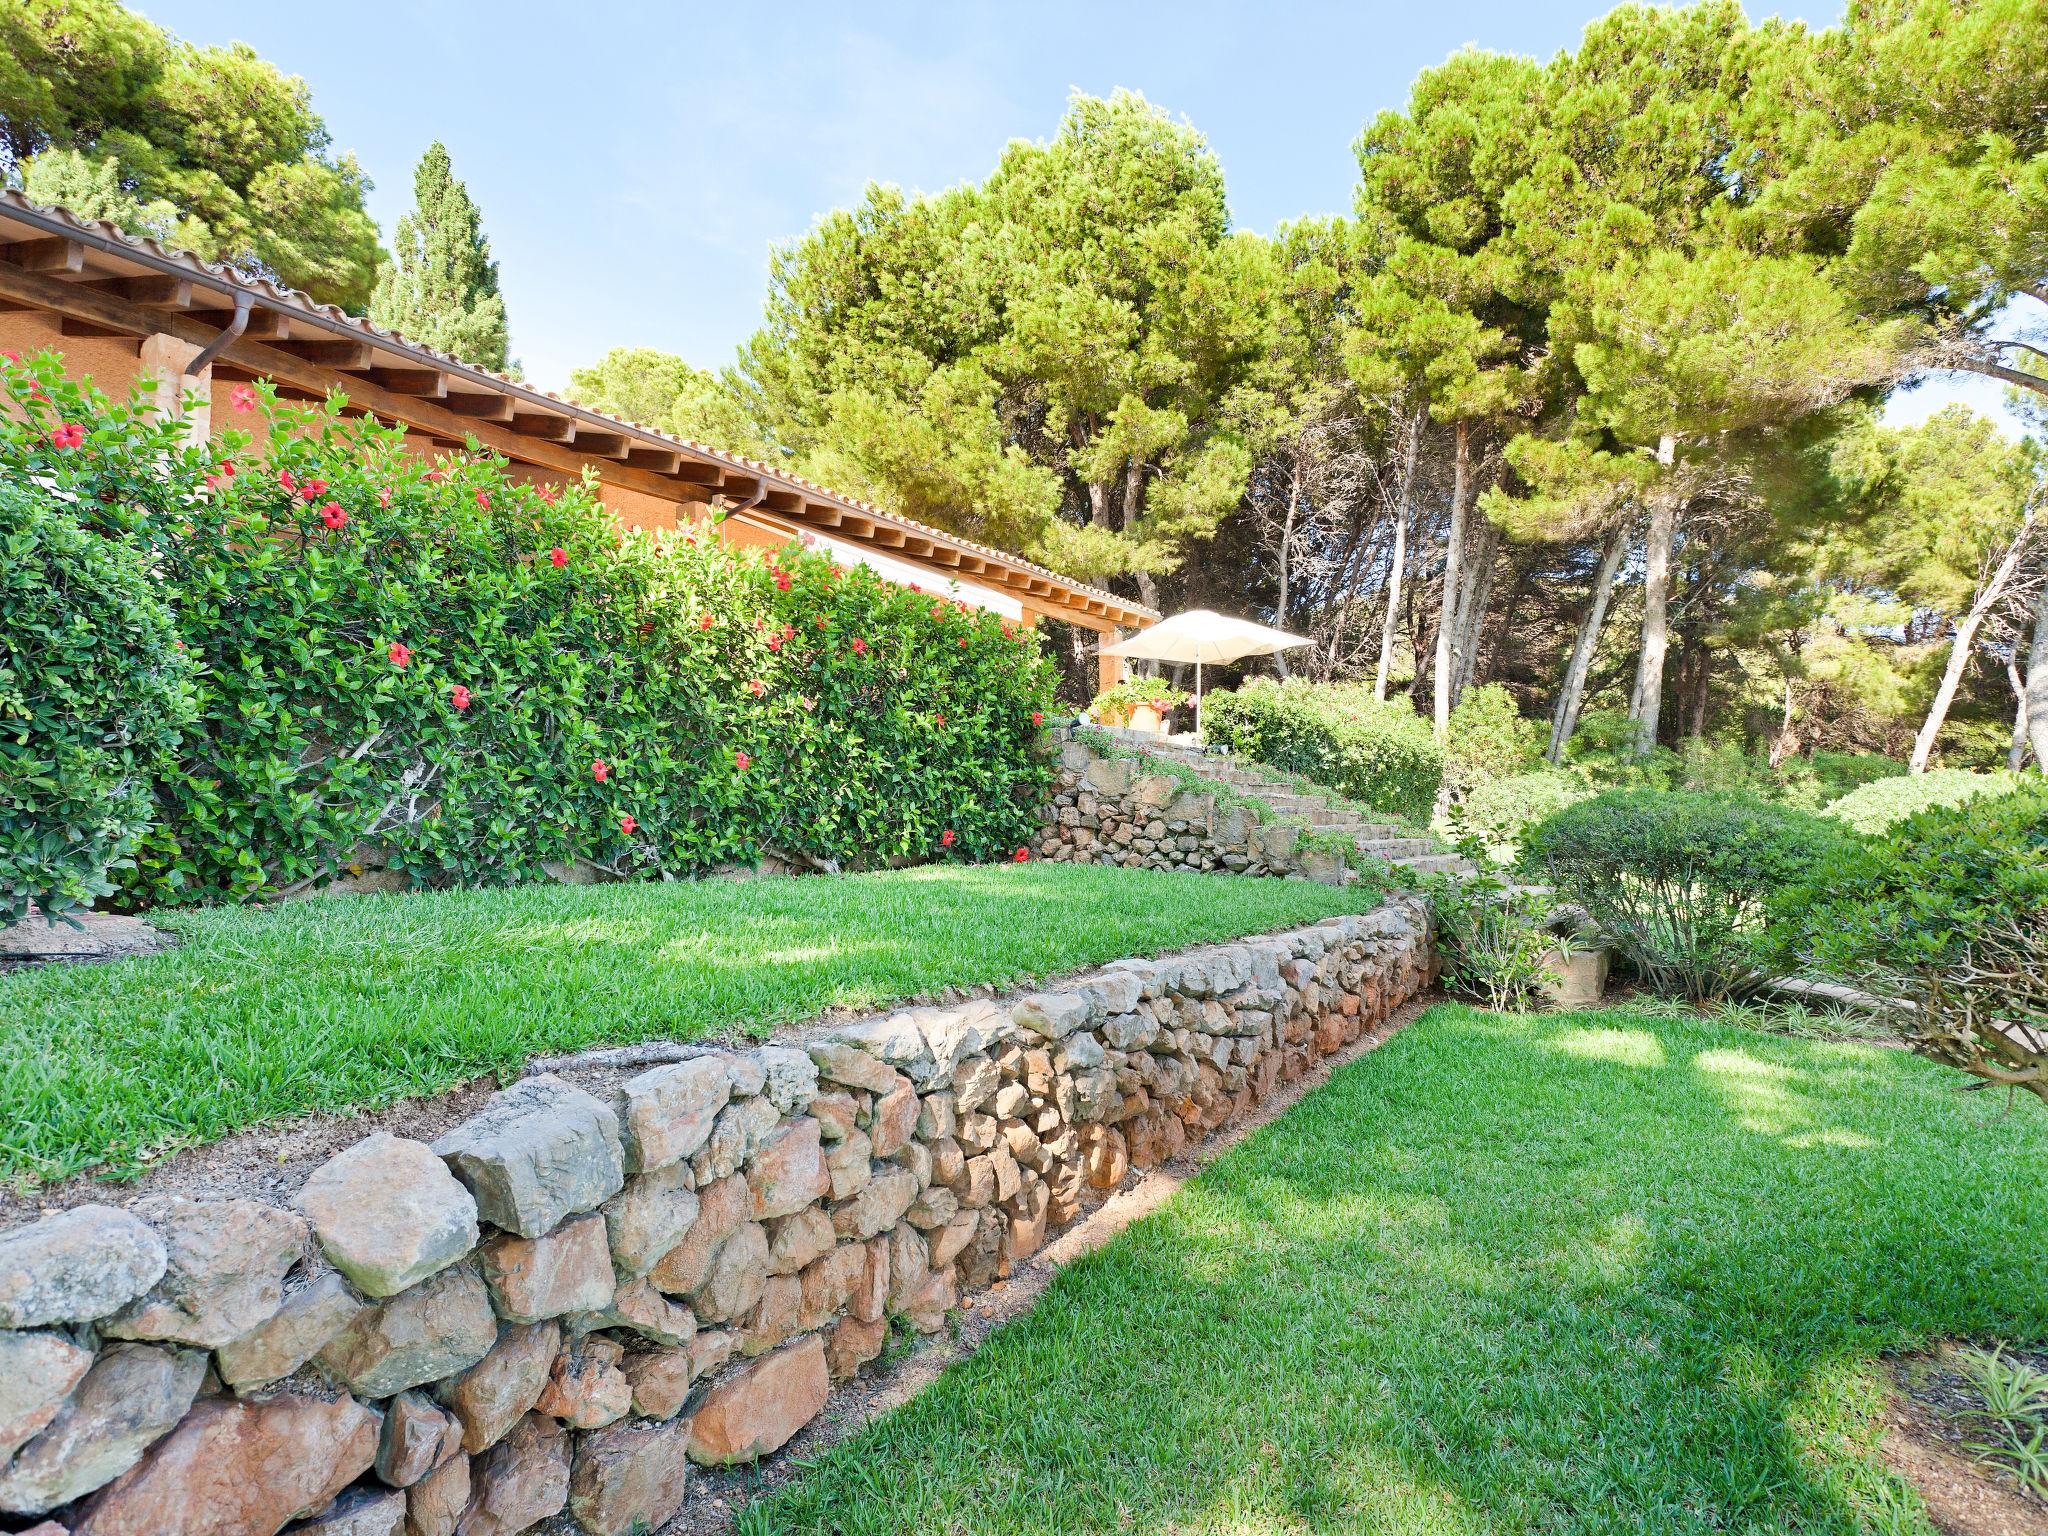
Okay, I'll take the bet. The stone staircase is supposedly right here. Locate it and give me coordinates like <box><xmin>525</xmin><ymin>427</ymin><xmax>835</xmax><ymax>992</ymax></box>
<box><xmin>1089</xmin><ymin>729</ymin><xmax>1479</xmax><ymax>882</ymax></box>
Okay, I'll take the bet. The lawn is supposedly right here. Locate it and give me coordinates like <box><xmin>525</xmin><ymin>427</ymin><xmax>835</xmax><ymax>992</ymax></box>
<box><xmin>745</xmin><ymin>1004</ymin><xmax>2048</xmax><ymax>1535</ymax></box>
<box><xmin>0</xmin><ymin>863</ymin><xmax>1391</xmax><ymax>1186</ymax></box>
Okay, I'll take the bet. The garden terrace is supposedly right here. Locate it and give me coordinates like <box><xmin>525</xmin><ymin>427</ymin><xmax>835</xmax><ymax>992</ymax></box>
<box><xmin>749</xmin><ymin>1003</ymin><xmax>2048</xmax><ymax>1533</ymax></box>
<box><xmin>0</xmin><ymin>863</ymin><xmax>1395</xmax><ymax>1188</ymax></box>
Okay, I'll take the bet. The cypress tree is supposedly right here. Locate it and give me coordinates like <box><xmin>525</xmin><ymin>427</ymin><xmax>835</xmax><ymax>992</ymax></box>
<box><xmin>369</xmin><ymin>143</ymin><xmax>510</xmax><ymax>370</ymax></box>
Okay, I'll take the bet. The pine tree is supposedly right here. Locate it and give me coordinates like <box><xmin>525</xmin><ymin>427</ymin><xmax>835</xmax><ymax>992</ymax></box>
<box><xmin>369</xmin><ymin>143</ymin><xmax>509</xmax><ymax>371</ymax></box>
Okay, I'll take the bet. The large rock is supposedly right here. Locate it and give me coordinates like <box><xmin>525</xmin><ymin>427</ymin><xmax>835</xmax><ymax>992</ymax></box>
<box><xmin>615</xmin><ymin>1057</ymin><xmax>731</xmax><ymax>1172</ymax></box>
<box><xmin>0</xmin><ymin>1205</ymin><xmax>166</xmax><ymax>1328</ymax></box>
<box><xmin>461</xmin><ymin>1413</ymin><xmax>570</xmax><ymax>1536</ymax></box>
<box><xmin>825</xmin><ymin>1313</ymin><xmax>888</xmax><ymax>1379</ymax></box>
<box><xmin>868</xmin><ymin>1079</ymin><xmax>919</xmax><ymax>1158</ymax></box>
<box><xmin>807</xmin><ymin>1040</ymin><xmax>900</xmax><ymax>1094</ymax></box>
<box><xmin>215</xmin><ymin>1267</ymin><xmax>363</xmax><ymax>1390</ymax></box>
<box><xmin>433</xmin><ymin>1075</ymin><xmax>625</xmax><ymax>1239</ymax></box>
<box><xmin>405</xmin><ymin>1451</ymin><xmax>469</xmax><ymax>1536</ymax></box>
<box><xmin>478</xmin><ymin>1213</ymin><xmax>614</xmax><ymax>1323</ymax></box>
<box><xmin>101</xmin><ymin>1195</ymin><xmax>306</xmax><ymax>1348</ymax></box>
<box><xmin>601</xmin><ymin>1162</ymin><xmax>698</xmax><ymax>1281</ymax></box>
<box><xmin>316</xmin><ymin>1263</ymin><xmax>496</xmax><ymax>1397</ymax></box>
<box><xmin>570</xmin><ymin>1277</ymin><xmax>698</xmax><ymax>1347</ymax></box>
<box><xmin>375</xmin><ymin>1389</ymin><xmax>464</xmax><ymax>1487</ymax></box>
<box><xmin>618</xmin><ymin>1345</ymin><xmax>695</xmax><ymax>1420</ymax></box>
<box><xmin>1012</xmin><ymin>991</ymin><xmax>1089</xmax><ymax>1040</ymax></box>
<box><xmin>645</xmin><ymin>1174</ymin><xmax>748</xmax><ymax>1297</ymax></box>
<box><xmin>765</xmin><ymin>1207</ymin><xmax>836</xmax><ymax>1276</ymax></box>
<box><xmin>70</xmin><ymin>1393</ymin><xmax>379</xmax><ymax>1536</ymax></box>
<box><xmin>281</xmin><ymin>1485</ymin><xmax>406</xmax><ymax>1536</ymax></box>
<box><xmin>694</xmin><ymin>1221</ymin><xmax>769</xmax><ymax>1324</ymax></box>
<box><xmin>831</xmin><ymin>1165</ymin><xmax>918</xmax><ymax>1240</ymax></box>
<box><xmin>569</xmin><ymin>1415</ymin><xmax>693</xmax><ymax>1536</ymax></box>
<box><xmin>433</xmin><ymin>1321</ymin><xmax>557</xmax><ymax>1454</ymax></box>
<box><xmin>533</xmin><ymin>1334</ymin><xmax>631</xmax><ymax>1429</ymax></box>
<box><xmin>294</xmin><ymin>1132</ymin><xmax>479</xmax><ymax>1296</ymax></box>
<box><xmin>749</xmin><ymin>1045</ymin><xmax>820</xmax><ymax>1115</ymax></box>
<box><xmin>687</xmin><ymin>1335</ymin><xmax>830</xmax><ymax>1466</ymax></box>
<box><xmin>0</xmin><ymin>1329</ymin><xmax>92</xmax><ymax>1461</ymax></box>
<box><xmin>690</xmin><ymin>1095</ymin><xmax>780</xmax><ymax>1183</ymax></box>
<box><xmin>747</xmin><ymin>1117</ymin><xmax>829</xmax><ymax>1219</ymax></box>
<box><xmin>0</xmin><ymin>1342</ymin><xmax>204</xmax><ymax>1514</ymax></box>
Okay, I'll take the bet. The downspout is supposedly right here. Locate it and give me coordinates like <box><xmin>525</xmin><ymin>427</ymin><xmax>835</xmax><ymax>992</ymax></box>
<box><xmin>183</xmin><ymin>290</ymin><xmax>252</xmax><ymax>376</ymax></box>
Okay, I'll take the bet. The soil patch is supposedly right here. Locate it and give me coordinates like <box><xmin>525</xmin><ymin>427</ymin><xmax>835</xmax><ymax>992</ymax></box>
<box><xmin>1883</xmin><ymin>1345</ymin><xmax>2048</xmax><ymax>1536</ymax></box>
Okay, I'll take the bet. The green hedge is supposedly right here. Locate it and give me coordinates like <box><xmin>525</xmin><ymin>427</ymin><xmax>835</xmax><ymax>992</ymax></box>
<box><xmin>1821</xmin><ymin>767</ymin><xmax>2026</xmax><ymax>834</ymax></box>
<box><xmin>1202</xmin><ymin>678</ymin><xmax>1443</xmax><ymax>822</ymax></box>
<box><xmin>2</xmin><ymin>356</ymin><xmax>1055</xmax><ymax>911</ymax></box>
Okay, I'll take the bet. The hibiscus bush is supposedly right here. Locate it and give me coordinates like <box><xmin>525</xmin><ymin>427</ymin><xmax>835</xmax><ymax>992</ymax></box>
<box><xmin>0</xmin><ymin>355</ymin><xmax>202</xmax><ymax>924</ymax></box>
<box><xmin>6</xmin><ymin>358</ymin><xmax>1056</xmax><ymax>907</ymax></box>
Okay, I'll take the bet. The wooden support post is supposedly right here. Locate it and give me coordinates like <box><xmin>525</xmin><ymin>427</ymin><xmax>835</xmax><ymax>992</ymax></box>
<box><xmin>1097</xmin><ymin>627</ymin><xmax>1127</xmax><ymax>696</ymax></box>
<box><xmin>137</xmin><ymin>332</ymin><xmax>209</xmax><ymax>444</ymax></box>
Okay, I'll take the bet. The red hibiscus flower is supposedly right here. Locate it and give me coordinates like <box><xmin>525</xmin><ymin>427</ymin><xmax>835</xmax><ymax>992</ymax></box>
<box><xmin>782</xmin><ymin>624</ymin><xmax>794</xmax><ymax>642</ymax></box>
<box><xmin>1</xmin><ymin>350</ymin><xmax>17</xmax><ymax>364</ymax></box>
<box><xmin>549</xmin><ymin>547</ymin><xmax>568</xmax><ymax>568</ymax></box>
<box><xmin>424</xmin><ymin>469</ymin><xmax>445</xmax><ymax>484</ymax></box>
<box><xmin>388</xmin><ymin>642</ymin><xmax>412</xmax><ymax>669</ymax></box>
<box><xmin>698</xmin><ymin>613</ymin><xmax>714</xmax><ymax>631</ymax></box>
<box><xmin>205</xmin><ymin>461</ymin><xmax>237</xmax><ymax>490</ymax></box>
<box><xmin>748</xmin><ymin>678</ymin><xmax>765</xmax><ymax>698</ymax></box>
<box><xmin>934</xmin><ymin>712</ymin><xmax>946</xmax><ymax>725</ymax></box>
<box><xmin>1031</xmin><ymin>711</ymin><xmax>1043</xmax><ymax>726</ymax></box>
<box><xmin>450</xmin><ymin>684</ymin><xmax>472</xmax><ymax>711</ymax></box>
<box><xmin>319</xmin><ymin>502</ymin><xmax>348</xmax><ymax>530</ymax></box>
<box><xmin>298</xmin><ymin>479</ymin><xmax>328</xmax><ymax>502</ymax></box>
<box><xmin>851</xmin><ymin>637</ymin><xmax>868</xmax><ymax>656</ymax></box>
<box><xmin>231</xmin><ymin>384</ymin><xmax>257</xmax><ymax>413</ymax></box>
<box><xmin>47</xmin><ymin>423</ymin><xmax>85</xmax><ymax>450</ymax></box>
<box><xmin>958</xmin><ymin>637</ymin><xmax>968</xmax><ymax>648</ymax></box>
<box><xmin>773</xmin><ymin>573</ymin><xmax>791</xmax><ymax>592</ymax></box>
<box><xmin>378</xmin><ymin>486</ymin><xmax>394</xmax><ymax>508</ymax></box>
<box><xmin>538</xmin><ymin>485</ymin><xmax>558</xmax><ymax>505</ymax></box>
<box><xmin>619</xmin><ymin>813</ymin><xmax>638</xmax><ymax>836</ymax></box>
<box><xmin>941</xmin><ymin>829</ymin><xmax>956</xmax><ymax>847</ymax></box>
<box><xmin>734</xmin><ymin>750</ymin><xmax>751</xmax><ymax>771</ymax></box>
<box><xmin>476</xmin><ymin>490</ymin><xmax>491</xmax><ymax>511</ymax></box>
<box><xmin>278</xmin><ymin>469</ymin><xmax>297</xmax><ymax>492</ymax></box>
<box><xmin>767</xmin><ymin>633</ymin><xmax>784</xmax><ymax>653</ymax></box>
<box><xmin>592</xmin><ymin>759</ymin><xmax>611</xmax><ymax>783</ymax></box>
<box><xmin>1013</xmin><ymin>847</ymin><xmax>1030</xmax><ymax>862</ymax></box>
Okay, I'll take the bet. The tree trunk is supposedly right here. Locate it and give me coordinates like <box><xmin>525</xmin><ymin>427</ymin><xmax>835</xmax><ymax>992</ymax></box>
<box><xmin>1549</xmin><ymin>522</ymin><xmax>1629</xmax><ymax>762</ymax></box>
<box><xmin>1450</xmin><ymin>518</ymin><xmax>1499</xmax><ymax>700</ymax></box>
<box><xmin>1375</xmin><ymin>406</ymin><xmax>1423</xmax><ymax>701</ymax></box>
<box><xmin>1274</xmin><ymin>460</ymin><xmax>1302</xmax><ymax>680</ymax></box>
<box><xmin>2010</xmin><ymin>655</ymin><xmax>2030</xmax><ymax>772</ymax></box>
<box><xmin>1909</xmin><ymin>521</ymin><xmax>2035</xmax><ymax>772</ymax></box>
<box><xmin>1630</xmin><ymin>433</ymin><xmax>1678</xmax><ymax>758</ymax></box>
<box><xmin>1434</xmin><ymin>420</ymin><xmax>1470</xmax><ymax>741</ymax></box>
<box><xmin>2029</xmin><ymin>579</ymin><xmax>2048</xmax><ymax>774</ymax></box>
<box><xmin>1768</xmin><ymin>674</ymin><xmax>1799</xmax><ymax>768</ymax></box>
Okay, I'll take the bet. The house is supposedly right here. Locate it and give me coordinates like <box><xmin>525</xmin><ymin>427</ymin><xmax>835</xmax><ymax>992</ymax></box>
<box><xmin>0</xmin><ymin>189</ymin><xmax>1148</xmax><ymax>690</ymax></box>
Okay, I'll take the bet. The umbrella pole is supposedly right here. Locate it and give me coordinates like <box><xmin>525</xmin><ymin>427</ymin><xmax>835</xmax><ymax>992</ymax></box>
<box><xmin>1195</xmin><ymin>659</ymin><xmax>1203</xmax><ymax>742</ymax></box>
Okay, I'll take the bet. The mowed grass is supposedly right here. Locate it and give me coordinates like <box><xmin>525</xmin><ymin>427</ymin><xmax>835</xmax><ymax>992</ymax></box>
<box><xmin>745</xmin><ymin>1005</ymin><xmax>2048</xmax><ymax>1536</ymax></box>
<box><xmin>0</xmin><ymin>863</ymin><xmax>1390</xmax><ymax>1186</ymax></box>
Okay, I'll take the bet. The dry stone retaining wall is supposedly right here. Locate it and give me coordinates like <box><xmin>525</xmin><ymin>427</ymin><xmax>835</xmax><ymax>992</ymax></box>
<box><xmin>1036</xmin><ymin>736</ymin><xmax>1348</xmax><ymax>884</ymax></box>
<box><xmin>0</xmin><ymin>899</ymin><xmax>1432</xmax><ymax>1536</ymax></box>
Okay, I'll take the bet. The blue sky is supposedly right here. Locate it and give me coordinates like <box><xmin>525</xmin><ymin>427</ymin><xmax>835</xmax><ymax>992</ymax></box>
<box><xmin>142</xmin><ymin>0</ymin><xmax>2013</xmax><ymax>428</ymax></box>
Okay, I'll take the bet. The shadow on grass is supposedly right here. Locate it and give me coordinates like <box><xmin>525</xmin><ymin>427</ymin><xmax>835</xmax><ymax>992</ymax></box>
<box><xmin>746</xmin><ymin>1004</ymin><xmax>2048</xmax><ymax>1535</ymax></box>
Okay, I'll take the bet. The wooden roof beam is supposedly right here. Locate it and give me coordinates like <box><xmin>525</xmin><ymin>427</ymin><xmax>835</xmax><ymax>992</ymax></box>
<box><xmin>625</xmin><ymin>445</ymin><xmax>682</xmax><ymax>474</ymax></box>
<box><xmin>60</xmin><ymin>314</ymin><xmax>143</xmax><ymax>339</ymax></box>
<box><xmin>801</xmin><ymin>500</ymin><xmax>843</xmax><ymax>527</ymax></box>
<box><xmin>669</xmin><ymin>460</ymin><xmax>724</xmax><ymax>486</ymax></box>
<box><xmin>85</xmin><ymin>274</ymin><xmax>193</xmax><ymax>309</ymax></box>
<box><xmin>272</xmin><ymin>338</ymin><xmax>375</xmax><ymax>369</ymax></box>
<box><xmin>569</xmin><ymin>429</ymin><xmax>631</xmax><ymax>461</ymax></box>
<box><xmin>871</xmin><ymin>526</ymin><xmax>907</xmax><ymax>549</ymax></box>
<box><xmin>511</xmin><ymin>411</ymin><xmax>576</xmax><ymax>442</ymax></box>
<box><xmin>365</xmin><ymin>366</ymin><xmax>448</xmax><ymax>399</ymax></box>
<box><xmin>762</xmin><ymin>488</ymin><xmax>806</xmax><ymax>514</ymax></box>
<box><xmin>445</xmin><ymin>392</ymin><xmax>516</xmax><ymax>422</ymax></box>
<box><xmin>0</xmin><ymin>238</ymin><xmax>85</xmax><ymax>275</ymax></box>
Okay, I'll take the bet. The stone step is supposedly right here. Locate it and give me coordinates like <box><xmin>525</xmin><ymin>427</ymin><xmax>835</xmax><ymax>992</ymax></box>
<box><xmin>1355</xmin><ymin>837</ymin><xmax>1439</xmax><ymax>858</ymax></box>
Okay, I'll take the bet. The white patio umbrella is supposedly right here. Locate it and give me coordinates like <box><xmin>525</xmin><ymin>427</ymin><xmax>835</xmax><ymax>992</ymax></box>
<box><xmin>1102</xmin><ymin>609</ymin><xmax>1311</xmax><ymax>738</ymax></box>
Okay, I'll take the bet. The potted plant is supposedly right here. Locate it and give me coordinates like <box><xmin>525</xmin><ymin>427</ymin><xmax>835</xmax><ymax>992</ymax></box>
<box><xmin>1089</xmin><ymin>676</ymin><xmax>1191</xmax><ymax>733</ymax></box>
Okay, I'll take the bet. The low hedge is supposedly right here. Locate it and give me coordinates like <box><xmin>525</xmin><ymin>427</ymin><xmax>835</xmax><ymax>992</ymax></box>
<box><xmin>1202</xmin><ymin>678</ymin><xmax>1443</xmax><ymax>822</ymax></box>
<box><xmin>1523</xmin><ymin>788</ymin><xmax>1854</xmax><ymax>1002</ymax></box>
<box><xmin>3</xmin><ymin>355</ymin><xmax>1056</xmax><ymax>911</ymax></box>
<box><xmin>1821</xmin><ymin>767</ymin><xmax>2025</xmax><ymax>834</ymax></box>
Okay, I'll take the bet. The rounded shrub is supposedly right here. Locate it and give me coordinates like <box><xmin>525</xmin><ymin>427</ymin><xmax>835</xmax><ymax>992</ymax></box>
<box><xmin>1444</xmin><ymin>684</ymin><xmax>1542</xmax><ymax>798</ymax></box>
<box><xmin>1821</xmin><ymin>767</ymin><xmax>2025</xmax><ymax>835</ymax></box>
<box><xmin>1523</xmin><ymin>788</ymin><xmax>1854</xmax><ymax>1002</ymax></box>
<box><xmin>1202</xmin><ymin>678</ymin><xmax>1443</xmax><ymax>822</ymax></box>
<box><xmin>1768</xmin><ymin>785</ymin><xmax>2047</xmax><ymax>1105</ymax></box>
